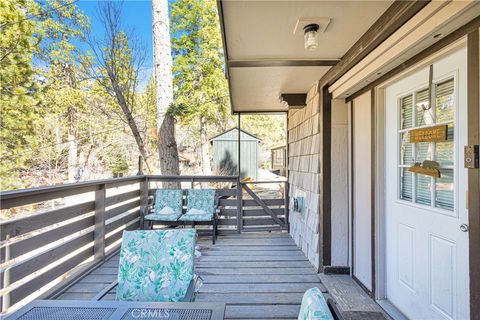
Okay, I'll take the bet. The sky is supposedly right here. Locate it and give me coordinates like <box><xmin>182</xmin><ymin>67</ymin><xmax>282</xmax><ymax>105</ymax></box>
<box><xmin>77</xmin><ymin>0</ymin><xmax>154</xmax><ymax>90</ymax></box>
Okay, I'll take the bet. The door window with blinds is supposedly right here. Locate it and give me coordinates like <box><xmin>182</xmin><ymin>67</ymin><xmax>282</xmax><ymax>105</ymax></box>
<box><xmin>398</xmin><ymin>78</ymin><xmax>455</xmax><ymax>212</ymax></box>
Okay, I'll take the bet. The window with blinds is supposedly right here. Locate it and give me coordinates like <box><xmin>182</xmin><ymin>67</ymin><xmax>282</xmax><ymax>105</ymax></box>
<box><xmin>398</xmin><ymin>78</ymin><xmax>455</xmax><ymax>212</ymax></box>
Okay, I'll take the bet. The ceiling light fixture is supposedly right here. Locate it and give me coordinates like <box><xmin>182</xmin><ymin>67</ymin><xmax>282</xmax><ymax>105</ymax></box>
<box><xmin>303</xmin><ymin>24</ymin><xmax>320</xmax><ymax>51</ymax></box>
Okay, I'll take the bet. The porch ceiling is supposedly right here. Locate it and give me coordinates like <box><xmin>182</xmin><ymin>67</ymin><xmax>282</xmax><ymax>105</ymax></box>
<box><xmin>219</xmin><ymin>0</ymin><xmax>392</xmax><ymax>113</ymax></box>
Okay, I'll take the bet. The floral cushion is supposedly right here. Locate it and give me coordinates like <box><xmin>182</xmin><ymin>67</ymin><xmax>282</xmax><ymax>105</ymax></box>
<box><xmin>144</xmin><ymin>213</ymin><xmax>180</xmax><ymax>221</ymax></box>
<box><xmin>186</xmin><ymin>189</ymin><xmax>216</xmax><ymax>215</ymax></box>
<box><xmin>153</xmin><ymin>189</ymin><xmax>183</xmax><ymax>218</ymax></box>
<box><xmin>178</xmin><ymin>189</ymin><xmax>216</xmax><ymax>222</ymax></box>
<box><xmin>298</xmin><ymin>287</ymin><xmax>334</xmax><ymax>320</ymax></box>
<box><xmin>179</xmin><ymin>212</ymin><xmax>214</xmax><ymax>221</ymax></box>
<box><xmin>116</xmin><ymin>229</ymin><xmax>196</xmax><ymax>302</ymax></box>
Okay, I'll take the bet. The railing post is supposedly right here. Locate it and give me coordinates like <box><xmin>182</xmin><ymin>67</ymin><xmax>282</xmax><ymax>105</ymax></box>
<box><xmin>94</xmin><ymin>184</ymin><xmax>106</xmax><ymax>261</ymax></box>
<box><xmin>2</xmin><ymin>234</ymin><xmax>11</xmax><ymax>312</ymax></box>
<box><xmin>236</xmin><ymin>179</ymin><xmax>243</xmax><ymax>233</ymax></box>
<box><xmin>140</xmin><ymin>177</ymin><xmax>149</xmax><ymax>229</ymax></box>
<box><xmin>284</xmin><ymin>181</ymin><xmax>290</xmax><ymax>232</ymax></box>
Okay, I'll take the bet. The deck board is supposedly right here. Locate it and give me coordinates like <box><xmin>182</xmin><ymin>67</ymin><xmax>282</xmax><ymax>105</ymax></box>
<box><xmin>57</xmin><ymin>231</ymin><xmax>324</xmax><ymax>319</ymax></box>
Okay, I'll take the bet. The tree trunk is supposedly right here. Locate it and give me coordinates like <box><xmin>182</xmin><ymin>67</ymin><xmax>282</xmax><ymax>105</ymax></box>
<box><xmin>64</xmin><ymin>64</ymin><xmax>78</xmax><ymax>183</ymax></box>
<box><xmin>67</xmin><ymin>108</ymin><xmax>78</xmax><ymax>182</ymax></box>
<box><xmin>199</xmin><ymin>117</ymin><xmax>211</xmax><ymax>175</ymax></box>
<box><xmin>152</xmin><ymin>0</ymin><xmax>180</xmax><ymax>187</ymax></box>
<box><xmin>108</xmin><ymin>71</ymin><xmax>152</xmax><ymax>173</ymax></box>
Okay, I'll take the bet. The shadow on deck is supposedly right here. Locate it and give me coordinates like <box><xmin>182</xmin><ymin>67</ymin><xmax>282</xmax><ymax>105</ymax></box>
<box><xmin>57</xmin><ymin>232</ymin><xmax>326</xmax><ymax>320</ymax></box>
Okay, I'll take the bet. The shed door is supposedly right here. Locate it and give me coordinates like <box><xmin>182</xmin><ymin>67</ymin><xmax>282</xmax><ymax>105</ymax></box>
<box><xmin>384</xmin><ymin>47</ymin><xmax>469</xmax><ymax>319</ymax></box>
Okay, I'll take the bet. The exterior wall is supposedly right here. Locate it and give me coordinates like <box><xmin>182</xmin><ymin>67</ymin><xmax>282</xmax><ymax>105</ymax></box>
<box><xmin>352</xmin><ymin>91</ymin><xmax>372</xmax><ymax>290</ymax></box>
<box><xmin>287</xmin><ymin>82</ymin><xmax>321</xmax><ymax>269</ymax></box>
<box><xmin>331</xmin><ymin>99</ymin><xmax>349</xmax><ymax>266</ymax></box>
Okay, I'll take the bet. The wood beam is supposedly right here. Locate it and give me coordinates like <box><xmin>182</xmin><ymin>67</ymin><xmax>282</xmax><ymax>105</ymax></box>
<box><xmin>281</xmin><ymin>94</ymin><xmax>307</xmax><ymax>108</ymax></box>
<box><xmin>320</xmin><ymin>0</ymin><xmax>430</xmax><ymax>87</ymax></box>
<box><xmin>228</xmin><ymin>60</ymin><xmax>338</xmax><ymax>68</ymax></box>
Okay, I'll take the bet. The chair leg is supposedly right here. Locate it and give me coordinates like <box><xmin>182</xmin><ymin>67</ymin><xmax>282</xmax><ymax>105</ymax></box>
<box><xmin>212</xmin><ymin>220</ymin><xmax>217</xmax><ymax>245</ymax></box>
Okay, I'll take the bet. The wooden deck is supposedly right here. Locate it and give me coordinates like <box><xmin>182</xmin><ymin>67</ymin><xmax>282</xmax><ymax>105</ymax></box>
<box><xmin>57</xmin><ymin>232</ymin><xmax>326</xmax><ymax>320</ymax></box>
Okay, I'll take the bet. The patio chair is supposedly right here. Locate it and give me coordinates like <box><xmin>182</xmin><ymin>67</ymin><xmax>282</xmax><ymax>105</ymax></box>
<box><xmin>298</xmin><ymin>287</ymin><xmax>338</xmax><ymax>320</ymax></box>
<box><xmin>178</xmin><ymin>189</ymin><xmax>218</xmax><ymax>244</ymax></box>
<box><xmin>142</xmin><ymin>189</ymin><xmax>184</xmax><ymax>229</ymax></box>
<box><xmin>93</xmin><ymin>229</ymin><xmax>196</xmax><ymax>302</ymax></box>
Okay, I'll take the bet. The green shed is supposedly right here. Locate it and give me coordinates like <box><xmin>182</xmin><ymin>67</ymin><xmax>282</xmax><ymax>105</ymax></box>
<box><xmin>210</xmin><ymin>127</ymin><xmax>261</xmax><ymax>180</ymax></box>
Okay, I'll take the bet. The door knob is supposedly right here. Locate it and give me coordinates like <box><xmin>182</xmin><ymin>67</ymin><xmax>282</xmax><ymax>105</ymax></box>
<box><xmin>460</xmin><ymin>224</ymin><xmax>469</xmax><ymax>232</ymax></box>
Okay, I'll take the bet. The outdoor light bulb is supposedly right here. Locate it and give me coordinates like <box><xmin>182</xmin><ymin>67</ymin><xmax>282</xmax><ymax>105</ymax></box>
<box><xmin>303</xmin><ymin>24</ymin><xmax>320</xmax><ymax>51</ymax></box>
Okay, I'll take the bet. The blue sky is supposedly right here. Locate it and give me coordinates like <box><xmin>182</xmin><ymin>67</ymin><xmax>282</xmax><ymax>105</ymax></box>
<box><xmin>77</xmin><ymin>0</ymin><xmax>154</xmax><ymax>90</ymax></box>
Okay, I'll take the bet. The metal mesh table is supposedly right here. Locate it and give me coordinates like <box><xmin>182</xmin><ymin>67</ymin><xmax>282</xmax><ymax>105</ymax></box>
<box><xmin>6</xmin><ymin>300</ymin><xmax>225</xmax><ymax>320</ymax></box>
<box><xmin>121</xmin><ymin>308</ymin><xmax>212</xmax><ymax>320</ymax></box>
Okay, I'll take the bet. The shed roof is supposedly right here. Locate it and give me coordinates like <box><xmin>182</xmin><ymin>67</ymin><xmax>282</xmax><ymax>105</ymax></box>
<box><xmin>209</xmin><ymin>127</ymin><xmax>262</xmax><ymax>142</ymax></box>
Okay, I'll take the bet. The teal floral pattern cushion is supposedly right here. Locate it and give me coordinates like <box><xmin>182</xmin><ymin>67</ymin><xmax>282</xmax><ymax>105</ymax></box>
<box><xmin>186</xmin><ymin>189</ymin><xmax>216</xmax><ymax>215</ymax></box>
<box><xmin>178</xmin><ymin>189</ymin><xmax>216</xmax><ymax>221</ymax></box>
<box><xmin>298</xmin><ymin>287</ymin><xmax>334</xmax><ymax>320</ymax></box>
<box><xmin>179</xmin><ymin>212</ymin><xmax>214</xmax><ymax>221</ymax></box>
<box><xmin>116</xmin><ymin>229</ymin><xmax>196</xmax><ymax>302</ymax></box>
<box><xmin>144</xmin><ymin>213</ymin><xmax>180</xmax><ymax>221</ymax></box>
<box><xmin>145</xmin><ymin>189</ymin><xmax>183</xmax><ymax>221</ymax></box>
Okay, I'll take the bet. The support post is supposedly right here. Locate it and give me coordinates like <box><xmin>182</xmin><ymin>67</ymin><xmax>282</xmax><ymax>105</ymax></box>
<box><xmin>237</xmin><ymin>113</ymin><xmax>241</xmax><ymax>178</ymax></box>
<box><xmin>94</xmin><ymin>184</ymin><xmax>106</xmax><ymax>261</ymax></box>
<box><xmin>284</xmin><ymin>181</ymin><xmax>290</xmax><ymax>232</ymax></box>
<box><xmin>140</xmin><ymin>177</ymin><xmax>149</xmax><ymax>229</ymax></box>
<box><xmin>2</xmin><ymin>234</ymin><xmax>11</xmax><ymax>312</ymax></box>
<box><xmin>237</xmin><ymin>113</ymin><xmax>242</xmax><ymax>233</ymax></box>
<box><xmin>237</xmin><ymin>180</ymin><xmax>243</xmax><ymax>233</ymax></box>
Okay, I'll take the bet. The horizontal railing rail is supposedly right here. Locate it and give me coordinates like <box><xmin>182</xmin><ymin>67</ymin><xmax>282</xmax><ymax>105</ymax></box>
<box><xmin>0</xmin><ymin>176</ymin><xmax>146</xmax><ymax>211</ymax></box>
<box><xmin>0</xmin><ymin>175</ymin><xmax>240</xmax><ymax>314</ymax></box>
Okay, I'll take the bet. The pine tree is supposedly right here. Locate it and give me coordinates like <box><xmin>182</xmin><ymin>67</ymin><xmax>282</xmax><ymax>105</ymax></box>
<box><xmin>152</xmin><ymin>0</ymin><xmax>180</xmax><ymax>184</ymax></box>
<box><xmin>0</xmin><ymin>0</ymin><xmax>39</xmax><ymax>189</ymax></box>
<box><xmin>169</xmin><ymin>0</ymin><xmax>230</xmax><ymax>175</ymax></box>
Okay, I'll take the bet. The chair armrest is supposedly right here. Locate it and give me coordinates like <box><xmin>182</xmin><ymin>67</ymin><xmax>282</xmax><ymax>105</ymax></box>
<box><xmin>182</xmin><ymin>279</ymin><xmax>195</xmax><ymax>302</ymax></box>
<box><xmin>327</xmin><ymin>298</ymin><xmax>344</xmax><ymax>320</ymax></box>
<box><xmin>142</xmin><ymin>204</ymin><xmax>153</xmax><ymax>216</ymax></box>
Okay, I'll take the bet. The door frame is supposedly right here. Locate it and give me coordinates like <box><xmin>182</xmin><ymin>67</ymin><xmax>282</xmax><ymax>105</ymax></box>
<box><xmin>466</xmin><ymin>29</ymin><xmax>480</xmax><ymax>318</ymax></box>
<box><xmin>374</xmin><ymin>38</ymin><xmax>470</xmax><ymax>307</ymax></box>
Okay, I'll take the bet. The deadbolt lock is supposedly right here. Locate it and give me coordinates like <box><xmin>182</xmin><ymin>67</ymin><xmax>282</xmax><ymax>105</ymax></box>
<box><xmin>460</xmin><ymin>224</ymin><xmax>469</xmax><ymax>232</ymax></box>
<box><xmin>464</xmin><ymin>145</ymin><xmax>479</xmax><ymax>169</ymax></box>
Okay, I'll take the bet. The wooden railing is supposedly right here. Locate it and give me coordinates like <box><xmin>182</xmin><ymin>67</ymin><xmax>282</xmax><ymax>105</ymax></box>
<box><xmin>0</xmin><ymin>175</ymin><xmax>239</xmax><ymax>313</ymax></box>
<box><xmin>240</xmin><ymin>180</ymin><xmax>289</xmax><ymax>232</ymax></box>
<box><xmin>0</xmin><ymin>175</ymin><xmax>289</xmax><ymax>313</ymax></box>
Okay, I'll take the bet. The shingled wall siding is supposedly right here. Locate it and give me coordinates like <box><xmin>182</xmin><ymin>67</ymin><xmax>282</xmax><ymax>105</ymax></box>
<box><xmin>287</xmin><ymin>82</ymin><xmax>322</xmax><ymax>269</ymax></box>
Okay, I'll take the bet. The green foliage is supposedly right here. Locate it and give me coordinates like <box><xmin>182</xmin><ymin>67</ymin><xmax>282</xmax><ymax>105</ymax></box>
<box><xmin>107</xmin><ymin>150</ymin><xmax>130</xmax><ymax>174</ymax></box>
<box><xmin>32</xmin><ymin>0</ymin><xmax>89</xmax><ymax>64</ymax></box>
<box><xmin>0</xmin><ymin>0</ymin><xmax>39</xmax><ymax>189</ymax></box>
<box><xmin>241</xmin><ymin>114</ymin><xmax>287</xmax><ymax>150</ymax></box>
<box><xmin>0</xmin><ymin>0</ymin><xmax>286</xmax><ymax>193</ymax></box>
<box><xmin>169</xmin><ymin>0</ymin><xmax>229</xmax><ymax>125</ymax></box>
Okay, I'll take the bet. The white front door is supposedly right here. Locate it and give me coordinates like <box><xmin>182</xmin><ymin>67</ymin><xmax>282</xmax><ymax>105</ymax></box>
<box><xmin>384</xmin><ymin>47</ymin><xmax>469</xmax><ymax>320</ymax></box>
